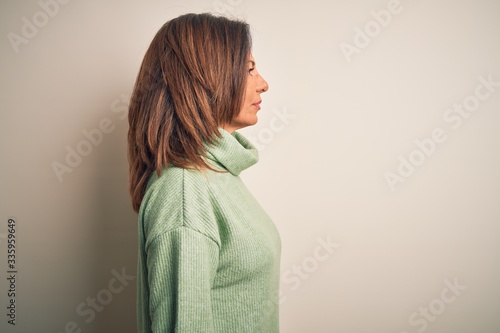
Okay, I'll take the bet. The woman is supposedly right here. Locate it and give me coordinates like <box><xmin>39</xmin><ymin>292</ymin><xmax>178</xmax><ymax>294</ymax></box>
<box><xmin>127</xmin><ymin>13</ymin><xmax>281</xmax><ymax>333</ymax></box>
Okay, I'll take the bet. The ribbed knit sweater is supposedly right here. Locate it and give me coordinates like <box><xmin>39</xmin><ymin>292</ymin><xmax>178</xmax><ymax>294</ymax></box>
<box><xmin>137</xmin><ymin>128</ymin><xmax>281</xmax><ymax>333</ymax></box>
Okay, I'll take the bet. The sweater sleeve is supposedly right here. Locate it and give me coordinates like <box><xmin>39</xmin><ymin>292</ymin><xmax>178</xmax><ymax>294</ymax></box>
<box><xmin>146</xmin><ymin>226</ymin><xmax>220</xmax><ymax>333</ymax></box>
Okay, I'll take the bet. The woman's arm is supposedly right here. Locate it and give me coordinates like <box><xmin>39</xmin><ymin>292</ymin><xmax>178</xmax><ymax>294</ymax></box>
<box><xmin>146</xmin><ymin>226</ymin><xmax>219</xmax><ymax>332</ymax></box>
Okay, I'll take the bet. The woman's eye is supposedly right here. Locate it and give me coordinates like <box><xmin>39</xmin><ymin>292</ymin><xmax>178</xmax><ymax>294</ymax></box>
<box><xmin>249</xmin><ymin>67</ymin><xmax>255</xmax><ymax>75</ymax></box>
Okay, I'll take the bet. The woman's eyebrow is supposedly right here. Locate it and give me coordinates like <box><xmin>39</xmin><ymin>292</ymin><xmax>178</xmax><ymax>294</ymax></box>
<box><xmin>249</xmin><ymin>60</ymin><xmax>256</xmax><ymax>67</ymax></box>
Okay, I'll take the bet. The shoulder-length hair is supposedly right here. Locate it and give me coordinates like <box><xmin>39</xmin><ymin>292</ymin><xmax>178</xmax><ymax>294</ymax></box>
<box><xmin>127</xmin><ymin>13</ymin><xmax>252</xmax><ymax>212</ymax></box>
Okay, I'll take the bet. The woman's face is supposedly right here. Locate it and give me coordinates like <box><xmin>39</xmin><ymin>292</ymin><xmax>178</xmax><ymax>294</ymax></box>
<box><xmin>223</xmin><ymin>54</ymin><xmax>269</xmax><ymax>133</ymax></box>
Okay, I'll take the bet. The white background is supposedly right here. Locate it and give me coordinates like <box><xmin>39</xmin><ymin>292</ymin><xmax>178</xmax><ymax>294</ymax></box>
<box><xmin>1</xmin><ymin>0</ymin><xmax>499</xmax><ymax>332</ymax></box>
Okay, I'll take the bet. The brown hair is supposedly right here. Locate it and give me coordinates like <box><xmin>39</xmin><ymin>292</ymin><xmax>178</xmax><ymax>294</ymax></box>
<box><xmin>127</xmin><ymin>13</ymin><xmax>252</xmax><ymax>212</ymax></box>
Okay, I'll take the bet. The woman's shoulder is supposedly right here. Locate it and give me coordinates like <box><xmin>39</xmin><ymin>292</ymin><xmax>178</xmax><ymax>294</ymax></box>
<box><xmin>145</xmin><ymin>165</ymin><xmax>215</xmax><ymax>196</ymax></box>
<box><xmin>139</xmin><ymin>166</ymin><xmax>221</xmax><ymax>245</ymax></box>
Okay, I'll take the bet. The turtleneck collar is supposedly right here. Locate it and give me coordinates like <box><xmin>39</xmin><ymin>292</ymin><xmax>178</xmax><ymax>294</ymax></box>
<box><xmin>204</xmin><ymin>128</ymin><xmax>259</xmax><ymax>176</ymax></box>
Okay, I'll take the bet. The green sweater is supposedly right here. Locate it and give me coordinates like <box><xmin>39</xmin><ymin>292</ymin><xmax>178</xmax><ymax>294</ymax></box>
<box><xmin>137</xmin><ymin>128</ymin><xmax>282</xmax><ymax>333</ymax></box>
